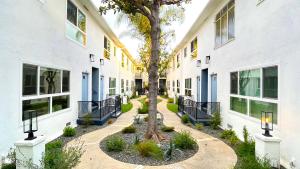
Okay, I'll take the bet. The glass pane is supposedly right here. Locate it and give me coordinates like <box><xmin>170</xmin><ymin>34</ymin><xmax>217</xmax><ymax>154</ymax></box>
<box><xmin>22</xmin><ymin>98</ymin><xmax>50</xmax><ymax>121</ymax></box>
<box><xmin>62</xmin><ymin>71</ymin><xmax>70</xmax><ymax>92</ymax></box>
<box><xmin>66</xmin><ymin>22</ymin><xmax>86</xmax><ymax>45</ymax></box>
<box><xmin>52</xmin><ymin>95</ymin><xmax>70</xmax><ymax>112</ymax></box>
<box><xmin>228</xmin><ymin>7</ymin><xmax>235</xmax><ymax>40</ymax></box>
<box><xmin>239</xmin><ymin>69</ymin><xmax>261</xmax><ymax>97</ymax></box>
<box><xmin>109</xmin><ymin>89</ymin><xmax>116</xmax><ymax>96</ymax></box>
<box><xmin>67</xmin><ymin>0</ymin><xmax>77</xmax><ymax>25</ymax></box>
<box><xmin>263</xmin><ymin>66</ymin><xmax>278</xmax><ymax>99</ymax></box>
<box><xmin>230</xmin><ymin>72</ymin><xmax>238</xmax><ymax>94</ymax></box>
<box><xmin>215</xmin><ymin>19</ymin><xmax>221</xmax><ymax>47</ymax></box>
<box><xmin>250</xmin><ymin>100</ymin><xmax>277</xmax><ymax>124</ymax></box>
<box><xmin>40</xmin><ymin>67</ymin><xmax>61</xmax><ymax>94</ymax></box>
<box><xmin>230</xmin><ymin>97</ymin><xmax>247</xmax><ymax>114</ymax></box>
<box><xmin>77</xmin><ymin>10</ymin><xmax>86</xmax><ymax>32</ymax></box>
<box><xmin>221</xmin><ymin>14</ymin><xmax>228</xmax><ymax>44</ymax></box>
<box><xmin>23</xmin><ymin>64</ymin><xmax>37</xmax><ymax>96</ymax></box>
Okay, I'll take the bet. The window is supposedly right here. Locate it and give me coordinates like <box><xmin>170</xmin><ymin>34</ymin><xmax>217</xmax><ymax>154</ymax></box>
<box><xmin>230</xmin><ymin>66</ymin><xmax>278</xmax><ymax>123</ymax></box>
<box><xmin>23</xmin><ymin>64</ymin><xmax>38</xmax><ymax>96</ymax></box>
<box><xmin>215</xmin><ymin>0</ymin><xmax>235</xmax><ymax>47</ymax></box>
<box><xmin>167</xmin><ymin>81</ymin><xmax>170</xmax><ymax>90</ymax></box>
<box><xmin>184</xmin><ymin>47</ymin><xmax>187</xmax><ymax>57</ymax></box>
<box><xmin>177</xmin><ymin>80</ymin><xmax>180</xmax><ymax>94</ymax></box>
<box><xmin>104</xmin><ymin>36</ymin><xmax>111</xmax><ymax>59</ymax></box>
<box><xmin>22</xmin><ymin>64</ymin><xmax>70</xmax><ymax>120</ymax></box>
<box><xmin>109</xmin><ymin>78</ymin><xmax>116</xmax><ymax>96</ymax></box>
<box><xmin>126</xmin><ymin>80</ymin><xmax>129</xmax><ymax>91</ymax></box>
<box><xmin>131</xmin><ymin>81</ymin><xmax>134</xmax><ymax>91</ymax></box>
<box><xmin>40</xmin><ymin>67</ymin><xmax>61</xmax><ymax>94</ymax></box>
<box><xmin>230</xmin><ymin>72</ymin><xmax>238</xmax><ymax>94</ymax></box>
<box><xmin>191</xmin><ymin>38</ymin><xmax>198</xmax><ymax>58</ymax></box>
<box><xmin>173</xmin><ymin>57</ymin><xmax>175</xmax><ymax>69</ymax></box>
<box><xmin>114</xmin><ymin>46</ymin><xmax>117</xmax><ymax>57</ymax></box>
<box><xmin>177</xmin><ymin>54</ymin><xmax>180</xmax><ymax>68</ymax></box>
<box><xmin>121</xmin><ymin>53</ymin><xmax>125</xmax><ymax>67</ymax></box>
<box><xmin>172</xmin><ymin>81</ymin><xmax>175</xmax><ymax>92</ymax></box>
<box><xmin>121</xmin><ymin>79</ymin><xmax>124</xmax><ymax>93</ymax></box>
<box><xmin>185</xmin><ymin>78</ymin><xmax>192</xmax><ymax>96</ymax></box>
<box><xmin>66</xmin><ymin>0</ymin><xmax>86</xmax><ymax>46</ymax></box>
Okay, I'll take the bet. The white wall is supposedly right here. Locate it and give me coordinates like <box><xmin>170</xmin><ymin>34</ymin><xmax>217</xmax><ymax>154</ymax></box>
<box><xmin>166</xmin><ymin>0</ymin><xmax>300</xmax><ymax>167</ymax></box>
<box><xmin>0</xmin><ymin>0</ymin><xmax>136</xmax><ymax>156</ymax></box>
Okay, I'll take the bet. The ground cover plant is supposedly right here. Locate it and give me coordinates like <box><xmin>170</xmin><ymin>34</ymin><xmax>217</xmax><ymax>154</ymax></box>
<box><xmin>63</xmin><ymin>126</ymin><xmax>76</xmax><ymax>137</ymax></box>
<box><xmin>122</xmin><ymin>102</ymin><xmax>133</xmax><ymax>113</ymax></box>
<box><xmin>167</xmin><ymin>103</ymin><xmax>178</xmax><ymax>113</ymax></box>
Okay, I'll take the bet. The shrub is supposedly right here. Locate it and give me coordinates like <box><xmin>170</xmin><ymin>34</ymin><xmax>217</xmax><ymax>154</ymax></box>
<box><xmin>46</xmin><ymin>140</ymin><xmax>63</xmax><ymax>150</ymax></box>
<box><xmin>136</xmin><ymin>140</ymin><xmax>163</xmax><ymax>160</ymax></box>
<box><xmin>161</xmin><ymin>125</ymin><xmax>175</xmax><ymax>132</ymax></box>
<box><xmin>181</xmin><ymin>115</ymin><xmax>189</xmax><ymax>124</ymax></box>
<box><xmin>167</xmin><ymin>98</ymin><xmax>174</xmax><ymax>103</ymax></box>
<box><xmin>63</xmin><ymin>126</ymin><xmax>76</xmax><ymax>137</ymax></box>
<box><xmin>122</xmin><ymin>125</ymin><xmax>136</xmax><ymax>133</ymax></box>
<box><xmin>138</xmin><ymin>106</ymin><xmax>148</xmax><ymax>114</ymax></box>
<box><xmin>243</xmin><ymin>126</ymin><xmax>249</xmax><ymax>144</ymax></box>
<box><xmin>173</xmin><ymin>131</ymin><xmax>196</xmax><ymax>150</ymax></box>
<box><xmin>134</xmin><ymin>135</ymin><xmax>140</xmax><ymax>145</ymax></box>
<box><xmin>210</xmin><ymin>111</ymin><xmax>221</xmax><ymax>129</ymax></box>
<box><xmin>1</xmin><ymin>148</ymin><xmax>16</xmax><ymax>169</ymax></box>
<box><xmin>121</xmin><ymin>102</ymin><xmax>133</xmax><ymax>113</ymax></box>
<box><xmin>220</xmin><ymin>129</ymin><xmax>236</xmax><ymax>140</ymax></box>
<box><xmin>229</xmin><ymin>135</ymin><xmax>240</xmax><ymax>146</ymax></box>
<box><xmin>83</xmin><ymin>114</ymin><xmax>92</xmax><ymax>128</ymax></box>
<box><xmin>167</xmin><ymin>103</ymin><xmax>178</xmax><ymax>113</ymax></box>
<box><xmin>195</xmin><ymin>123</ymin><xmax>204</xmax><ymax>130</ymax></box>
<box><xmin>105</xmin><ymin>136</ymin><xmax>125</xmax><ymax>152</ymax></box>
<box><xmin>236</xmin><ymin>155</ymin><xmax>272</xmax><ymax>169</ymax></box>
<box><xmin>1</xmin><ymin>164</ymin><xmax>16</xmax><ymax>169</ymax></box>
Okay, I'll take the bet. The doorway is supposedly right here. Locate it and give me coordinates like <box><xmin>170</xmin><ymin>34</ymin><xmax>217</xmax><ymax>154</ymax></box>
<box><xmin>211</xmin><ymin>74</ymin><xmax>217</xmax><ymax>102</ymax></box>
<box><xmin>197</xmin><ymin>76</ymin><xmax>201</xmax><ymax>102</ymax></box>
<box><xmin>100</xmin><ymin>76</ymin><xmax>104</xmax><ymax>101</ymax></box>
<box><xmin>201</xmin><ymin>69</ymin><xmax>208</xmax><ymax>102</ymax></box>
<box><xmin>92</xmin><ymin>68</ymin><xmax>99</xmax><ymax>101</ymax></box>
<box><xmin>82</xmin><ymin>73</ymin><xmax>89</xmax><ymax>101</ymax></box>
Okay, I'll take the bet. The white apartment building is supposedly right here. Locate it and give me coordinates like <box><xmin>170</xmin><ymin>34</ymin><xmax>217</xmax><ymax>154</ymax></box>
<box><xmin>166</xmin><ymin>0</ymin><xmax>300</xmax><ymax>168</ymax></box>
<box><xmin>0</xmin><ymin>0</ymin><xmax>137</xmax><ymax>156</ymax></box>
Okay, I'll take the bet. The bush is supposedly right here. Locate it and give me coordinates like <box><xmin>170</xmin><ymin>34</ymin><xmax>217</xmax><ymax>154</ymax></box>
<box><xmin>195</xmin><ymin>123</ymin><xmax>204</xmax><ymax>130</ymax></box>
<box><xmin>236</xmin><ymin>155</ymin><xmax>272</xmax><ymax>169</ymax></box>
<box><xmin>210</xmin><ymin>111</ymin><xmax>221</xmax><ymax>129</ymax></box>
<box><xmin>220</xmin><ymin>129</ymin><xmax>236</xmax><ymax>139</ymax></box>
<box><xmin>63</xmin><ymin>126</ymin><xmax>76</xmax><ymax>137</ymax></box>
<box><xmin>105</xmin><ymin>136</ymin><xmax>125</xmax><ymax>152</ymax></box>
<box><xmin>43</xmin><ymin>140</ymin><xmax>84</xmax><ymax>169</ymax></box>
<box><xmin>138</xmin><ymin>106</ymin><xmax>148</xmax><ymax>114</ymax></box>
<box><xmin>1</xmin><ymin>148</ymin><xmax>16</xmax><ymax>169</ymax></box>
<box><xmin>122</xmin><ymin>125</ymin><xmax>136</xmax><ymax>133</ymax></box>
<box><xmin>1</xmin><ymin>164</ymin><xmax>16</xmax><ymax>169</ymax></box>
<box><xmin>121</xmin><ymin>102</ymin><xmax>133</xmax><ymax>113</ymax></box>
<box><xmin>243</xmin><ymin>126</ymin><xmax>249</xmax><ymax>144</ymax></box>
<box><xmin>83</xmin><ymin>114</ymin><xmax>92</xmax><ymax>128</ymax></box>
<box><xmin>173</xmin><ymin>131</ymin><xmax>196</xmax><ymax>150</ymax></box>
<box><xmin>167</xmin><ymin>103</ymin><xmax>178</xmax><ymax>113</ymax></box>
<box><xmin>181</xmin><ymin>115</ymin><xmax>189</xmax><ymax>124</ymax></box>
<box><xmin>167</xmin><ymin>98</ymin><xmax>174</xmax><ymax>103</ymax></box>
<box><xmin>161</xmin><ymin>125</ymin><xmax>175</xmax><ymax>132</ymax></box>
<box><xmin>136</xmin><ymin>140</ymin><xmax>163</xmax><ymax>160</ymax></box>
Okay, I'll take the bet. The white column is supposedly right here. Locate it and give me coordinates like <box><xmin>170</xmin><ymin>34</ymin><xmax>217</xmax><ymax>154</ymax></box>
<box><xmin>255</xmin><ymin>134</ymin><xmax>281</xmax><ymax>168</ymax></box>
<box><xmin>14</xmin><ymin>136</ymin><xmax>46</xmax><ymax>169</ymax></box>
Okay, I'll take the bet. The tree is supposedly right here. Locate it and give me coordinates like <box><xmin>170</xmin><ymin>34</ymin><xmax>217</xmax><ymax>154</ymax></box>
<box><xmin>100</xmin><ymin>0</ymin><xmax>191</xmax><ymax>141</ymax></box>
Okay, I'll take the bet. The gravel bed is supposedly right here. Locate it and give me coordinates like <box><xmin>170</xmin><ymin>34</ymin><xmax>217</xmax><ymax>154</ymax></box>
<box><xmin>100</xmin><ymin>119</ymin><xmax>199</xmax><ymax>166</ymax></box>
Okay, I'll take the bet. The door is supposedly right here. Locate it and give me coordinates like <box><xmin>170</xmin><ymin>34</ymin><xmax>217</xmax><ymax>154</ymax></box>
<box><xmin>201</xmin><ymin>69</ymin><xmax>208</xmax><ymax>102</ymax></box>
<box><xmin>197</xmin><ymin>76</ymin><xmax>201</xmax><ymax>102</ymax></box>
<box><xmin>135</xmin><ymin>79</ymin><xmax>143</xmax><ymax>95</ymax></box>
<box><xmin>92</xmin><ymin>68</ymin><xmax>99</xmax><ymax>101</ymax></box>
<box><xmin>82</xmin><ymin>73</ymin><xmax>89</xmax><ymax>101</ymax></box>
<box><xmin>211</xmin><ymin>74</ymin><xmax>217</xmax><ymax>102</ymax></box>
<box><xmin>100</xmin><ymin>76</ymin><xmax>104</xmax><ymax>101</ymax></box>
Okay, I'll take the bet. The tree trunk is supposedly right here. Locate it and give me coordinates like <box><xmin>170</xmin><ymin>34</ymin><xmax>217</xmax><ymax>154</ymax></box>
<box><xmin>145</xmin><ymin>2</ymin><xmax>164</xmax><ymax>142</ymax></box>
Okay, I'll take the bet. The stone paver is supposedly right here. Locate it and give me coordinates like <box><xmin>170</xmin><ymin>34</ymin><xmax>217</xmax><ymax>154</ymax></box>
<box><xmin>70</xmin><ymin>97</ymin><xmax>237</xmax><ymax>169</ymax></box>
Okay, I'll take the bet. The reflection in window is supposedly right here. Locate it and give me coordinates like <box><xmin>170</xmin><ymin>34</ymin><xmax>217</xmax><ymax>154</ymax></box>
<box><xmin>52</xmin><ymin>95</ymin><xmax>70</xmax><ymax>112</ymax></box>
<box><xmin>40</xmin><ymin>68</ymin><xmax>61</xmax><ymax>94</ymax></box>
<box><xmin>63</xmin><ymin>71</ymin><xmax>70</xmax><ymax>92</ymax></box>
<box><xmin>263</xmin><ymin>66</ymin><xmax>278</xmax><ymax>99</ymax></box>
<box><xmin>22</xmin><ymin>98</ymin><xmax>50</xmax><ymax>121</ymax></box>
<box><xmin>109</xmin><ymin>78</ymin><xmax>116</xmax><ymax>96</ymax></box>
<box><xmin>250</xmin><ymin>100</ymin><xmax>277</xmax><ymax>124</ymax></box>
<box><xmin>239</xmin><ymin>69</ymin><xmax>260</xmax><ymax>97</ymax></box>
<box><xmin>23</xmin><ymin>64</ymin><xmax>38</xmax><ymax>96</ymax></box>
<box><xmin>230</xmin><ymin>97</ymin><xmax>247</xmax><ymax>114</ymax></box>
<box><xmin>185</xmin><ymin>78</ymin><xmax>192</xmax><ymax>96</ymax></box>
<box><xmin>230</xmin><ymin>72</ymin><xmax>238</xmax><ymax>94</ymax></box>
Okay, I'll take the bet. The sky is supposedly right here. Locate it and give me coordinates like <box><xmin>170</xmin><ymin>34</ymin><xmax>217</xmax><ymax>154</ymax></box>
<box><xmin>92</xmin><ymin>0</ymin><xmax>209</xmax><ymax>59</ymax></box>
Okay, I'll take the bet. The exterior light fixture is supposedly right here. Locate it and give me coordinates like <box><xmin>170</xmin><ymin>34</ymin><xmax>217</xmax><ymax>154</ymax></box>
<box><xmin>196</xmin><ymin>60</ymin><xmax>201</xmax><ymax>67</ymax></box>
<box><xmin>89</xmin><ymin>54</ymin><xmax>95</xmax><ymax>62</ymax></box>
<box><xmin>100</xmin><ymin>58</ymin><xmax>104</xmax><ymax>65</ymax></box>
<box><xmin>206</xmin><ymin>55</ymin><xmax>211</xmax><ymax>64</ymax></box>
<box><xmin>261</xmin><ymin>111</ymin><xmax>273</xmax><ymax>137</ymax></box>
<box><xmin>23</xmin><ymin>110</ymin><xmax>38</xmax><ymax>140</ymax></box>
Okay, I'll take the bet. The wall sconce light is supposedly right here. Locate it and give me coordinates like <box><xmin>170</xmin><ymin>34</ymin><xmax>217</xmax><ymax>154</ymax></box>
<box><xmin>100</xmin><ymin>59</ymin><xmax>104</xmax><ymax>65</ymax></box>
<box><xmin>23</xmin><ymin>110</ymin><xmax>38</xmax><ymax>140</ymax></box>
<box><xmin>261</xmin><ymin>111</ymin><xmax>273</xmax><ymax>137</ymax></box>
<box><xmin>89</xmin><ymin>54</ymin><xmax>95</xmax><ymax>62</ymax></box>
<box><xmin>196</xmin><ymin>60</ymin><xmax>201</xmax><ymax>67</ymax></box>
<box><xmin>206</xmin><ymin>55</ymin><xmax>211</xmax><ymax>64</ymax></box>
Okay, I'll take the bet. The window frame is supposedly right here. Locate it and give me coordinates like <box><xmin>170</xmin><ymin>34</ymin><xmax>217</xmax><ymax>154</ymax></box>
<box><xmin>109</xmin><ymin>77</ymin><xmax>116</xmax><ymax>96</ymax></box>
<box><xmin>104</xmin><ymin>36</ymin><xmax>111</xmax><ymax>59</ymax></box>
<box><xmin>185</xmin><ymin>78</ymin><xmax>192</xmax><ymax>96</ymax></box>
<box><xmin>229</xmin><ymin>65</ymin><xmax>279</xmax><ymax>125</ymax></box>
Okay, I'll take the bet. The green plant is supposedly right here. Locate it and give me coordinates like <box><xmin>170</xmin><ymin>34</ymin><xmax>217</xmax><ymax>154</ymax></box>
<box><xmin>83</xmin><ymin>114</ymin><xmax>92</xmax><ymax>128</ymax></box>
<box><xmin>63</xmin><ymin>126</ymin><xmax>76</xmax><ymax>137</ymax></box>
<box><xmin>1</xmin><ymin>148</ymin><xmax>16</xmax><ymax>169</ymax></box>
<box><xmin>136</xmin><ymin>140</ymin><xmax>163</xmax><ymax>160</ymax></box>
<box><xmin>105</xmin><ymin>136</ymin><xmax>125</xmax><ymax>152</ymax></box>
<box><xmin>46</xmin><ymin>140</ymin><xmax>63</xmax><ymax>150</ymax></box>
<box><xmin>167</xmin><ymin>103</ymin><xmax>178</xmax><ymax>113</ymax></box>
<box><xmin>181</xmin><ymin>115</ymin><xmax>189</xmax><ymax>124</ymax></box>
<box><xmin>138</xmin><ymin>106</ymin><xmax>149</xmax><ymax>114</ymax></box>
<box><xmin>122</xmin><ymin>125</ymin><xmax>136</xmax><ymax>133</ymax></box>
<box><xmin>195</xmin><ymin>123</ymin><xmax>204</xmax><ymax>130</ymax></box>
<box><xmin>173</xmin><ymin>131</ymin><xmax>196</xmax><ymax>150</ymax></box>
<box><xmin>243</xmin><ymin>126</ymin><xmax>249</xmax><ymax>144</ymax></box>
<box><xmin>121</xmin><ymin>102</ymin><xmax>133</xmax><ymax>113</ymax></box>
<box><xmin>164</xmin><ymin>140</ymin><xmax>175</xmax><ymax>161</ymax></box>
<box><xmin>220</xmin><ymin>129</ymin><xmax>236</xmax><ymax>140</ymax></box>
<box><xmin>210</xmin><ymin>111</ymin><xmax>221</xmax><ymax>129</ymax></box>
<box><xmin>1</xmin><ymin>164</ymin><xmax>16</xmax><ymax>169</ymax></box>
<box><xmin>134</xmin><ymin>135</ymin><xmax>140</xmax><ymax>145</ymax></box>
<box><xmin>229</xmin><ymin>135</ymin><xmax>240</xmax><ymax>146</ymax></box>
<box><xmin>167</xmin><ymin>98</ymin><xmax>174</xmax><ymax>103</ymax></box>
<box><xmin>161</xmin><ymin>125</ymin><xmax>174</xmax><ymax>132</ymax></box>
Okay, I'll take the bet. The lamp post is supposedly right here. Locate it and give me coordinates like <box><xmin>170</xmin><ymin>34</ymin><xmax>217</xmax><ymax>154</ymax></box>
<box><xmin>23</xmin><ymin>110</ymin><xmax>38</xmax><ymax>140</ymax></box>
<box><xmin>261</xmin><ymin>111</ymin><xmax>273</xmax><ymax>137</ymax></box>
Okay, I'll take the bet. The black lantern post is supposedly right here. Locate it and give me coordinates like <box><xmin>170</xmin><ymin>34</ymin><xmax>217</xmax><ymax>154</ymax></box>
<box><xmin>23</xmin><ymin>110</ymin><xmax>38</xmax><ymax>140</ymax></box>
<box><xmin>261</xmin><ymin>111</ymin><xmax>273</xmax><ymax>137</ymax></box>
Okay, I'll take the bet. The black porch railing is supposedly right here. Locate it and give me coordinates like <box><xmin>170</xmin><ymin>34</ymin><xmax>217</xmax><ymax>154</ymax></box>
<box><xmin>178</xmin><ymin>96</ymin><xmax>220</xmax><ymax>122</ymax></box>
<box><xmin>78</xmin><ymin>95</ymin><xmax>121</xmax><ymax>122</ymax></box>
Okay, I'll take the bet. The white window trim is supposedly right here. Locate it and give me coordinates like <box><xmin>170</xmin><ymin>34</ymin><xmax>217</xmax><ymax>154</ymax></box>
<box><xmin>109</xmin><ymin>78</ymin><xmax>116</xmax><ymax>95</ymax></box>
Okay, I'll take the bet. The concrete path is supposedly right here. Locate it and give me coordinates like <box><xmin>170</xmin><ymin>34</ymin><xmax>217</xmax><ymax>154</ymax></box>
<box><xmin>70</xmin><ymin>97</ymin><xmax>237</xmax><ymax>169</ymax></box>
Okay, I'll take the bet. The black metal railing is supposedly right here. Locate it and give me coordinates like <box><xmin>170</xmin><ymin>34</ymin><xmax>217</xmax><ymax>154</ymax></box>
<box><xmin>78</xmin><ymin>95</ymin><xmax>121</xmax><ymax>121</ymax></box>
<box><xmin>178</xmin><ymin>96</ymin><xmax>220</xmax><ymax>121</ymax></box>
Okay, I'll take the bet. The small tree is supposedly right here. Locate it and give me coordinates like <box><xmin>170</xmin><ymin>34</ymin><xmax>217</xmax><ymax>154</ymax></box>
<box><xmin>100</xmin><ymin>0</ymin><xmax>191</xmax><ymax>141</ymax></box>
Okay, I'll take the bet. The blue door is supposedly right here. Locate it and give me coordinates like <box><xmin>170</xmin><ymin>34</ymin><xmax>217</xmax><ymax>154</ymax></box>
<box><xmin>82</xmin><ymin>73</ymin><xmax>89</xmax><ymax>101</ymax></box>
<box><xmin>201</xmin><ymin>69</ymin><xmax>208</xmax><ymax>102</ymax></box>
<box><xmin>100</xmin><ymin>76</ymin><xmax>104</xmax><ymax>101</ymax></box>
<box><xmin>211</xmin><ymin>74</ymin><xmax>217</xmax><ymax>102</ymax></box>
<box><xmin>92</xmin><ymin>68</ymin><xmax>99</xmax><ymax>101</ymax></box>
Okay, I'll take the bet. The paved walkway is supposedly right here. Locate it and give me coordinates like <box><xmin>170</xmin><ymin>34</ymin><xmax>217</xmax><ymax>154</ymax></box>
<box><xmin>70</xmin><ymin>97</ymin><xmax>237</xmax><ymax>169</ymax></box>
